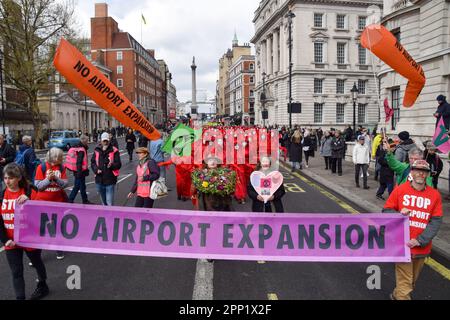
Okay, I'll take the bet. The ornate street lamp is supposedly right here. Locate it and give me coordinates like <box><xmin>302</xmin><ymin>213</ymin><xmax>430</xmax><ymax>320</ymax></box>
<box><xmin>351</xmin><ymin>82</ymin><xmax>359</xmax><ymax>140</ymax></box>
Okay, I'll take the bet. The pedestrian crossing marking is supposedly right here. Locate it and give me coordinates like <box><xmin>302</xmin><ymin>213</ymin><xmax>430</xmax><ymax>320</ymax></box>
<box><xmin>267</xmin><ymin>293</ymin><xmax>279</xmax><ymax>300</ymax></box>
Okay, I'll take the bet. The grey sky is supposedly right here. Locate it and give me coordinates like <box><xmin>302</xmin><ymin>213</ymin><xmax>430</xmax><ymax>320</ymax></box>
<box><xmin>73</xmin><ymin>0</ymin><xmax>260</xmax><ymax>102</ymax></box>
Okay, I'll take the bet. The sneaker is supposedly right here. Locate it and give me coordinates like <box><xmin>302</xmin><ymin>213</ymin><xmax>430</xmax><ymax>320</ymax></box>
<box><xmin>363</xmin><ymin>186</ymin><xmax>370</xmax><ymax>190</ymax></box>
<box><xmin>82</xmin><ymin>200</ymin><xmax>94</xmax><ymax>205</ymax></box>
<box><xmin>56</xmin><ymin>253</ymin><xmax>65</xmax><ymax>260</ymax></box>
<box><xmin>376</xmin><ymin>195</ymin><xmax>385</xmax><ymax>200</ymax></box>
<box><xmin>29</xmin><ymin>262</ymin><xmax>34</xmax><ymax>267</ymax></box>
<box><xmin>29</xmin><ymin>282</ymin><xmax>49</xmax><ymax>300</ymax></box>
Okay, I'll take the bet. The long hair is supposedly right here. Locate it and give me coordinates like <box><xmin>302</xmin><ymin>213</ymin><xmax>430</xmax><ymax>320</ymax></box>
<box><xmin>291</xmin><ymin>130</ymin><xmax>302</xmax><ymax>144</ymax></box>
<box><xmin>3</xmin><ymin>163</ymin><xmax>31</xmax><ymax>190</ymax></box>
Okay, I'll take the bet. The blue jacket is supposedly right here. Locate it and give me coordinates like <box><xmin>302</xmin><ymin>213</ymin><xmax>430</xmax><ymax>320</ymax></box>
<box><xmin>149</xmin><ymin>139</ymin><xmax>165</xmax><ymax>163</ymax></box>
<box><xmin>19</xmin><ymin>144</ymin><xmax>37</xmax><ymax>181</ymax></box>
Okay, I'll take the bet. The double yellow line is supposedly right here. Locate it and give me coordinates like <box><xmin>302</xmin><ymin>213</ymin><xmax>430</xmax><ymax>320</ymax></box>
<box><xmin>280</xmin><ymin>163</ymin><xmax>450</xmax><ymax>282</ymax></box>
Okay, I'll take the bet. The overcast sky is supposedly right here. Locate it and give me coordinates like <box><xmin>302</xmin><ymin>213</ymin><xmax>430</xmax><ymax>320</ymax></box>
<box><xmin>72</xmin><ymin>0</ymin><xmax>260</xmax><ymax>103</ymax></box>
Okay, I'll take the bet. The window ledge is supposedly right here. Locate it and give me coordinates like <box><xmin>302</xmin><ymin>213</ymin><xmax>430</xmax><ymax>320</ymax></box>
<box><xmin>335</xmin><ymin>28</ymin><xmax>350</xmax><ymax>32</ymax></box>
<box><xmin>312</xmin><ymin>27</ymin><xmax>328</xmax><ymax>31</ymax></box>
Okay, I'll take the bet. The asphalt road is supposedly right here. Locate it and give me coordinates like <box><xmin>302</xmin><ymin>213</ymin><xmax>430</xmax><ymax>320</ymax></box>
<box><xmin>0</xmin><ymin>137</ymin><xmax>449</xmax><ymax>300</ymax></box>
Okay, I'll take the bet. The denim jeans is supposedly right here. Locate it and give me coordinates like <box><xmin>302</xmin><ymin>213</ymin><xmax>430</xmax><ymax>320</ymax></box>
<box><xmin>96</xmin><ymin>184</ymin><xmax>115</xmax><ymax>206</ymax></box>
<box><xmin>69</xmin><ymin>176</ymin><xmax>88</xmax><ymax>203</ymax></box>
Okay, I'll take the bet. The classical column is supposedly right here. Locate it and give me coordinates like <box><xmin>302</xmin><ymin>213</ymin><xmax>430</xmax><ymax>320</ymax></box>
<box><xmin>266</xmin><ymin>35</ymin><xmax>272</xmax><ymax>75</ymax></box>
<box><xmin>261</xmin><ymin>40</ymin><xmax>267</xmax><ymax>73</ymax></box>
<box><xmin>273</xmin><ymin>29</ymin><xmax>279</xmax><ymax>73</ymax></box>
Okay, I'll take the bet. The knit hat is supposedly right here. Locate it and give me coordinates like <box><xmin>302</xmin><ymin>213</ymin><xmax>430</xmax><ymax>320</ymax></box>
<box><xmin>437</xmin><ymin>95</ymin><xmax>446</xmax><ymax>102</ymax></box>
<box><xmin>411</xmin><ymin>160</ymin><xmax>430</xmax><ymax>172</ymax></box>
<box><xmin>398</xmin><ymin>131</ymin><xmax>410</xmax><ymax>141</ymax></box>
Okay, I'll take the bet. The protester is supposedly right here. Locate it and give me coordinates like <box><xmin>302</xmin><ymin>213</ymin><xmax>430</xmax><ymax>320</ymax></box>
<box><xmin>424</xmin><ymin>142</ymin><xmax>443</xmax><ymax>189</ymax></box>
<box><xmin>434</xmin><ymin>94</ymin><xmax>450</xmax><ymax>130</ymax></box>
<box><xmin>125</xmin><ymin>129</ymin><xmax>137</xmax><ymax>162</ymax></box>
<box><xmin>383</xmin><ymin>141</ymin><xmax>433</xmax><ymax>187</ymax></box>
<box><xmin>372</xmin><ymin>131</ymin><xmax>384</xmax><ymax>181</ymax></box>
<box><xmin>149</xmin><ymin>136</ymin><xmax>168</xmax><ymax>193</ymax></box>
<box><xmin>290</xmin><ymin>129</ymin><xmax>303</xmax><ymax>172</ymax></box>
<box><xmin>0</xmin><ymin>163</ymin><xmax>49</xmax><ymax>300</ymax></box>
<box><xmin>383</xmin><ymin>160</ymin><xmax>443</xmax><ymax>300</ymax></box>
<box><xmin>34</xmin><ymin>147</ymin><xmax>69</xmax><ymax>260</ymax></box>
<box><xmin>0</xmin><ymin>134</ymin><xmax>16</xmax><ymax>191</ymax></box>
<box><xmin>127</xmin><ymin>147</ymin><xmax>160</xmax><ymax>208</ymax></box>
<box><xmin>109</xmin><ymin>132</ymin><xmax>119</xmax><ymax>150</ymax></box>
<box><xmin>395</xmin><ymin>131</ymin><xmax>417</xmax><ymax>163</ymax></box>
<box><xmin>320</xmin><ymin>131</ymin><xmax>332</xmax><ymax>170</ymax></box>
<box><xmin>353</xmin><ymin>135</ymin><xmax>370</xmax><ymax>189</ymax></box>
<box><xmin>91</xmin><ymin>132</ymin><xmax>122</xmax><ymax>206</ymax></box>
<box><xmin>138</xmin><ymin>132</ymin><xmax>149</xmax><ymax>148</ymax></box>
<box><xmin>303</xmin><ymin>131</ymin><xmax>314</xmax><ymax>168</ymax></box>
<box><xmin>15</xmin><ymin>136</ymin><xmax>38</xmax><ymax>183</ymax></box>
<box><xmin>344</xmin><ymin>125</ymin><xmax>354</xmax><ymax>142</ymax></box>
<box><xmin>375</xmin><ymin>139</ymin><xmax>395</xmax><ymax>200</ymax></box>
<box><xmin>247</xmin><ymin>157</ymin><xmax>286</xmax><ymax>213</ymax></box>
<box><xmin>331</xmin><ymin>130</ymin><xmax>345</xmax><ymax>176</ymax></box>
<box><xmin>66</xmin><ymin>135</ymin><xmax>93</xmax><ymax>205</ymax></box>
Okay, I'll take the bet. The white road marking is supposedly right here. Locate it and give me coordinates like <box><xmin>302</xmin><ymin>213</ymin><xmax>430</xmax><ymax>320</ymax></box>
<box><xmin>192</xmin><ymin>259</ymin><xmax>214</xmax><ymax>300</ymax></box>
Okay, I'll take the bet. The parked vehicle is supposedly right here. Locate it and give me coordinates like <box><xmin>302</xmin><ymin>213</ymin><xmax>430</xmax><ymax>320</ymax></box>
<box><xmin>47</xmin><ymin>131</ymin><xmax>80</xmax><ymax>151</ymax></box>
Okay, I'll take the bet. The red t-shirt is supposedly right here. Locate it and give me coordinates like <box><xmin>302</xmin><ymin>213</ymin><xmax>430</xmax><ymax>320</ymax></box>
<box><xmin>34</xmin><ymin>163</ymin><xmax>67</xmax><ymax>202</ymax></box>
<box><xmin>384</xmin><ymin>182</ymin><xmax>443</xmax><ymax>256</ymax></box>
<box><xmin>1</xmin><ymin>188</ymin><xmax>37</xmax><ymax>251</ymax></box>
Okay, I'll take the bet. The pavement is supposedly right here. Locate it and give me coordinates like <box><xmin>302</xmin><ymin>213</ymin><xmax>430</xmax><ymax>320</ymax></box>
<box><xmin>287</xmin><ymin>151</ymin><xmax>450</xmax><ymax>261</ymax></box>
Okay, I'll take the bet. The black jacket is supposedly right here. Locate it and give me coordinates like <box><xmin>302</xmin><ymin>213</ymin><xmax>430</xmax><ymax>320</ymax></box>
<box><xmin>424</xmin><ymin>150</ymin><xmax>443</xmax><ymax>177</ymax></box>
<box><xmin>435</xmin><ymin>101</ymin><xmax>450</xmax><ymax>130</ymax></box>
<box><xmin>91</xmin><ymin>144</ymin><xmax>122</xmax><ymax>186</ymax></box>
<box><xmin>289</xmin><ymin>141</ymin><xmax>303</xmax><ymax>163</ymax></box>
<box><xmin>0</xmin><ymin>142</ymin><xmax>16</xmax><ymax>179</ymax></box>
<box><xmin>126</xmin><ymin>133</ymin><xmax>136</xmax><ymax>151</ymax></box>
<box><xmin>247</xmin><ymin>182</ymin><xmax>286</xmax><ymax>213</ymax></box>
<box><xmin>376</xmin><ymin>146</ymin><xmax>394</xmax><ymax>184</ymax></box>
<box><xmin>331</xmin><ymin>137</ymin><xmax>346</xmax><ymax>159</ymax></box>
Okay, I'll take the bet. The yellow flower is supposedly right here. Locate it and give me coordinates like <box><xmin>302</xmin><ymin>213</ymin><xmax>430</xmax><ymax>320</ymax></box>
<box><xmin>202</xmin><ymin>182</ymin><xmax>210</xmax><ymax>188</ymax></box>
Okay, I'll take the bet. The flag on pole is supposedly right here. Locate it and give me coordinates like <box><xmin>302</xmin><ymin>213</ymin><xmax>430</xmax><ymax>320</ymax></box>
<box><xmin>141</xmin><ymin>13</ymin><xmax>147</xmax><ymax>25</ymax></box>
<box><xmin>384</xmin><ymin>98</ymin><xmax>394</xmax><ymax>123</ymax></box>
<box><xmin>432</xmin><ymin>117</ymin><xmax>450</xmax><ymax>153</ymax></box>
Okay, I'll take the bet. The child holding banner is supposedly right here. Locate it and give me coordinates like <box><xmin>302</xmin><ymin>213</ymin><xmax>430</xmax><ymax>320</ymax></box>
<box><xmin>247</xmin><ymin>157</ymin><xmax>286</xmax><ymax>213</ymax></box>
<box><xmin>0</xmin><ymin>163</ymin><xmax>49</xmax><ymax>300</ymax></box>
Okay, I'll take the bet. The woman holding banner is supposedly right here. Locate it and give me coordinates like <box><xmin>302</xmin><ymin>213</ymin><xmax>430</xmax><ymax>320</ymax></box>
<box><xmin>0</xmin><ymin>163</ymin><xmax>49</xmax><ymax>300</ymax></box>
<box><xmin>127</xmin><ymin>147</ymin><xmax>160</xmax><ymax>208</ymax></box>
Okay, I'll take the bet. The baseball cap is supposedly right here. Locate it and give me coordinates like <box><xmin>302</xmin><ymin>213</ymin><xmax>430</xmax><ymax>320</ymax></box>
<box><xmin>101</xmin><ymin>132</ymin><xmax>110</xmax><ymax>142</ymax></box>
<box><xmin>411</xmin><ymin>160</ymin><xmax>431</xmax><ymax>172</ymax></box>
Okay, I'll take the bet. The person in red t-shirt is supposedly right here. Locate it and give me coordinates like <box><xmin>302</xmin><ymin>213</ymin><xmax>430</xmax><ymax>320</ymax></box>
<box><xmin>0</xmin><ymin>163</ymin><xmax>49</xmax><ymax>300</ymax></box>
<box><xmin>34</xmin><ymin>148</ymin><xmax>68</xmax><ymax>260</ymax></box>
<box><xmin>383</xmin><ymin>160</ymin><xmax>443</xmax><ymax>300</ymax></box>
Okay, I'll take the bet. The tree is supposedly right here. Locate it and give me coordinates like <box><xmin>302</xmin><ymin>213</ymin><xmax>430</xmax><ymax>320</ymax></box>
<box><xmin>0</xmin><ymin>0</ymin><xmax>75</xmax><ymax>148</ymax></box>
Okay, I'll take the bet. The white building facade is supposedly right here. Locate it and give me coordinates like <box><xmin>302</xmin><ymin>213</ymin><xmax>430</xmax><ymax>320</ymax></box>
<box><xmin>378</xmin><ymin>0</ymin><xmax>450</xmax><ymax>143</ymax></box>
<box><xmin>251</xmin><ymin>0</ymin><xmax>383</xmax><ymax>130</ymax></box>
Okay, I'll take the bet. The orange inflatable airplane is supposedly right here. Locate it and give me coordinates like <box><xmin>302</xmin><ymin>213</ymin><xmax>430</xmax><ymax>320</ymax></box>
<box><xmin>361</xmin><ymin>24</ymin><xmax>426</xmax><ymax>108</ymax></box>
<box><xmin>53</xmin><ymin>38</ymin><xmax>161</xmax><ymax>141</ymax></box>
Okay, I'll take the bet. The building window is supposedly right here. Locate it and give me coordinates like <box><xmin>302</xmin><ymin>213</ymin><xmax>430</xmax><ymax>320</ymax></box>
<box><xmin>336</xmin><ymin>103</ymin><xmax>345</xmax><ymax>123</ymax></box>
<box><xmin>358</xmin><ymin>79</ymin><xmax>367</xmax><ymax>94</ymax></box>
<box><xmin>314</xmin><ymin>79</ymin><xmax>323</xmax><ymax>94</ymax></box>
<box><xmin>250</xmin><ymin>76</ymin><xmax>254</xmax><ymax>84</ymax></box>
<box><xmin>117</xmin><ymin>79</ymin><xmax>123</xmax><ymax>88</ymax></box>
<box><xmin>391</xmin><ymin>28</ymin><xmax>401</xmax><ymax>42</ymax></box>
<box><xmin>117</xmin><ymin>51</ymin><xmax>123</xmax><ymax>61</ymax></box>
<box><xmin>358</xmin><ymin>103</ymin><xmax>367</xmax><ymax>124</ymax></box>
<box><xmin>314</xmin><ymin>103</ymin><xmax>324</xmax><ymax>123</ymax></box>
<box><xmin>391</xmin><ymin>88</ymin><xmax>401</xmax><ymax>130</ymax></box>
<box><xmin>358</xmin><ymin>44</ymin><xmax>367</xmax><ymax>65</ymax></box>
<box><xmin>314</xmin><ymin>43</ymin><xmax>323</xmax><ymax>63</ymax></box>
<box><xmin>336</xmin><ymin>79</ymin><xmax>345</xmax><ymax>94</ymax></box>
<box><xmin>336</xmin><ymin>14</ymin><xmax>346</xmax><ymax>29</ymax></box>
<box><xmin>250</xmin><ymin>90</ymin><xmax>254</xmax><ymax>98</ymax></box>
<box><xmin>314</xmin><ymin>13</ymin><xmax>323</xmax><ymax>28</ymax></box>
<box><xmin>337</xmin><ymin>43</ymin><xmax>346</xmax><ymax>64</ymax></box>
<box><xmin>249</xmin><ymin>63</ymin><xmax>254</xmax><ymax>71</ymax></box>
<box><xmin>358</xmin><ymin>16</ymin><xmax>367</xmax><ymax>30</ymax></box>
<box><xmin>117</xmin><ymin>65</ymin><xmax>123</xmax><ymax>74</ymax></box>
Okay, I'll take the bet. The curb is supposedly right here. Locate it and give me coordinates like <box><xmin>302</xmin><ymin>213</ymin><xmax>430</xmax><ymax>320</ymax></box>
<box><xmin>285</xmin><ymin>161</ymin><xmax>450</xmax><ymax>261</ymax></box>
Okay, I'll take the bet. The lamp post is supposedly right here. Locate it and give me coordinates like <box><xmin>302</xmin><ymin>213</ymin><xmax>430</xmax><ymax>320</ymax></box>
<box><xmin>261</xmin><ymin>72</ymin><xmax>267</xmax><ymax>127</ymax></box>
<box><xmin>0</xmin><ymin>50</ymin><xmax>6</xmax><ymax>135</ymax></box>
<box><xmin>351</xmin><ymin>82</ymin><xmax>359</xmax><ymax>141</ymax></box>
<box><xmin>287</xmin><ymin>10</ymin><xmax>295</xmax><ymax>130</ymax></box>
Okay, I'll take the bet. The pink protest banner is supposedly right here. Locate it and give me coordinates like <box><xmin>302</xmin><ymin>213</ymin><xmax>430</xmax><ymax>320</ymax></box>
<box><xmin>14</xmin><ymin>202</ymin><xmax>411</xmax><ymax>263</ymax></box>
<box><xmin>433</xmin><ymin>117</ymin><xmax>450</xmax><ymax>153</ymax></box>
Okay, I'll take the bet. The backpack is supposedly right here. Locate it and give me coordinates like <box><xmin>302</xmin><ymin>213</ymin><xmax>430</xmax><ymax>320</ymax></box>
<box><xmin>14</xmin><ymin>148</ymin><xmax>31</xmax><ymax>166</ymax></box>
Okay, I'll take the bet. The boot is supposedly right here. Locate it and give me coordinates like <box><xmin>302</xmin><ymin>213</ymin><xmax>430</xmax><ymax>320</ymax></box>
<box><xmin>30</xmin><ymin>281</ymin><xmax>49</xmax><ymax>300</ymax></box>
